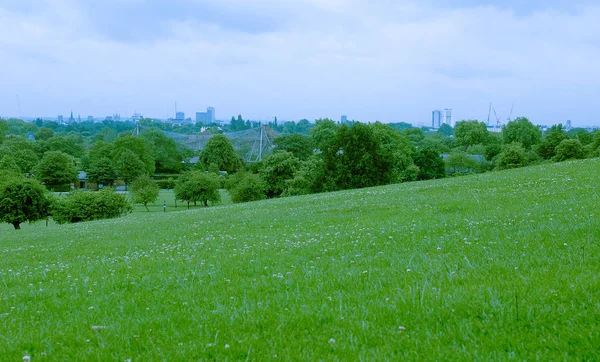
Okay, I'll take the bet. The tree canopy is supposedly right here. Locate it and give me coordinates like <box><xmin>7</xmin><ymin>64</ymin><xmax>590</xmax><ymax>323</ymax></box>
<box><xmin>33</xmin><ymin>151</ymin><xmax>78</xmax><ymax>186</ymax></box>
<box><xmin>454</xmin><ymin>120</ymin><xmax>489</xmax><ymax>150</ymax></box>
<box><xmin>502</xmin><ymin>117</ymin><xmax>542</xmax><ymax>150</ymax></box>
<box><xmin>199</xmin><ymin>135</ymin><xmax>242</xmax><ymax>173</ymax></box>
<box><xmin>0</xmin><ymin>177</ymin><xmax>50</xmax><ymax>229</ymax></box>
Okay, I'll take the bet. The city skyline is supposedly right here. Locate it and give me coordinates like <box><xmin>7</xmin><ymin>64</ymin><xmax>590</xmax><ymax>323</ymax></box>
<box><xmin>1</xmin><ymin>0</ymin><xmax>599</xmax><ymax>127</ymax></box>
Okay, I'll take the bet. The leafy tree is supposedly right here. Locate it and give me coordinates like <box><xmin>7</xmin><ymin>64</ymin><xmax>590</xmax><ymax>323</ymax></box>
<box><xmin>199</xmin><ymin>135</ymin><xmax>242</xmax><ymax>172</ymax></box>
<box><xmin>226</xmin><ymin>172</ymin><xmax>267</xmax><ymax>203</ymax></box>
<box><xmin>445</xmin><ymin>151</ymin><xmax>480</xmax><ymax>175</ymax></box>
<box><xmin>438</xmin><ymin>123</ymin><xmax>454</xmax><ymax>136</ymax></box>
<box><xmin>34</xmin><ymin>127</ymin><xmax>55</xmax><ymax>142</ymax></box>
<box><xmin>273</xmin><ymin>134</ymin><xmax>314</xmax><ymax>160</ymax></box>
<box><xmin>370</xmin><ymin>123</ymin><xmax>415</xmax><ymax>182</ymax></box>
<box><xmin>130</xmin><ymin>175</ymin><xmax>160</xmax><ymax>211</ymax></box>
<box><xmin>43</xmin><ymin>135</ymin><xmax>85</xmax><ymax>158</ymax></box>
<box><xmin>454</xmin><ymin>120</ymin><xmax>489</xmax><ymax>150</ymax></box>
<box><xmin>0</xmin><ymin>177</ymin><xmax>50</xmax><ymax>229</ymax></box>
<box><xmin>87</xmin><ymin>157</ymin><xmax>117</xmax><ymax>186</ymax></box>
<box><xmin>260</xmin><ymin>151</ymin><xmax>300</xmax><ymax>198</ymax></box>
<box><xmin>114</xmin><ymin>149</ymin><xmax>147</xmax><ymax>186</ymax></box>
<box><xmin>283</xmin><ymin>156</ymin><xmax>324</xmax><ymax>196</ymax></box>
<box><xmin>553</xmin><ymin>139</ymin><xmax>585</xmax><ymax>162</ymax></box>
<box><xmin>496</xmin><ymin>143</ymin><xmax>528</xmax><ymax>170</ymax></box>
<box><xmin>295</xmin><ymin>119</ymin><xmax>313</xmax><ymax>135</ymax></box>
<box><xmin>484</xmin><ymin>144</ymin><xmax>502</xmax><ymax>161</ymax></box>
<box><xmin>309</xmin><ymin>118</ymin><xmax>338</xmax><ymax>153</ymax></box>
<box><xmin>0</xmin><ymin>155</ymin><xmax>22</xmax><ymax>181</ymax></box>
<box><xmin>33</xmin><ymin>151</ymin><xmax>78</xmax><ymax>186</ymax></box>
<box><xmin>536</xmin><ymin>124</ymin><xmax>569</xmax><ymax>160</ymax></box>
<box><xmin>174</xmin><ymin>171</ymin><xmax>221</xmax><ymax>208</ymax></box>
<box><xmin>413</xmin><ymin>147</ymin><xmax>445</xmax><ymax>180</ymax></box>
<box><xmin>568</xmin><ymin>128</ymin><xmax>593</xmax><ymax>146</ymax></box>
<box><xmin>0</xmin><ymin>119</ymin><xmax>8</xmax><ymax>141</ymax></box>
<box><xmin>111</xmin><ymin>136</ymin><xmax>155</xmax><ymax>175</ymax></box>
<box><xmin>502</xmin><ymin>117</ymin><xmax>542</xmax><ymax>150</ymax></box>
<box><xmin>51</xmin><ymin>188</ymin><xmax>132</xmax><ymax>224</ymax></box>
<box><xmin>401</xmin><ymin>128</ymin><xmax>425</xmax><ymax>145</ymax></box>
<box><xmin>141</xmin><ymin>129</ymin><xmax>183</xmax><ymax>173</ymax></box>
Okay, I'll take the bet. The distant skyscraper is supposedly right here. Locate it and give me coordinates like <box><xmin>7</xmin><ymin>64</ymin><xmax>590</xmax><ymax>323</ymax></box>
<box><xmin>443</xmin><ymin>109</ymin><xmax>453</xmax><ymax>126</ymax></box>
<box><xmin>431</xmin><ymin>110</ymin><xmax>442</xmax><ymax>128</ymax></box>
<box><xmin>176</xmin><ymin>112</ymin><xmax>185</xmax><ymax>121</ymax></box>
<box><xmin>196</xmin><ymin>107</ymin><xmax>216</xmax><ymax>124</ymax></box>
<box><xmin>341</xmin><ymin>115</ymin><xmax>348</xmax><ymax>124</ymax></box>
<box><xmin>58</xmin><ymin>115</ymin><xmax>64</xmax><ymax>123</ymax></box>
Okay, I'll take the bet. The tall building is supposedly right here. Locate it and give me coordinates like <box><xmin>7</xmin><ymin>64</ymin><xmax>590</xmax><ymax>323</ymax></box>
<box><xmin>431</xmin><ymin>110</ymin><xmax>442</xmax><ymax>128</ymax></box>
<box><xmin>341</xmin><ymin>115</ymin><xmax>348</xmax><ymax>124</ymax></box>
<box><xmin>175</xmin><ymin>112</ymin><xmax>185</xmax><ymax>121</ymax></box>
<box><xmin>57</xmin><ymin>115</ymin><xmax>64</xmax><ymax>123</ymax></box>
<box><xmin>68</xmin><ymin>111</ymin><xmax>75</xmax><ymax>123</ymax></box>
<box><xmin>443</xmin><ymin>109</ymin><xmax>452</xmax><ymax>126</ymax></box>
<box><xmin>196</xmin><ymin>107</ymin><xmax>216</xmax><ymax>124</ymax></box>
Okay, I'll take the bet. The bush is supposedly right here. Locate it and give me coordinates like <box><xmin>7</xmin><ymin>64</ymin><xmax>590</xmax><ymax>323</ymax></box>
<box><xmin>496</xmin><ymin>143</ymin><xmax>528</xmax><ymax>170</ymax></box>
<box><xmin>0</xmin><ymin>177</ymin><xmax>51</xmax><ymax>229</ymax></box>
<box><xmin>130</xmin><ymin>175</ymin><xmax>160</xmax><ymax>211</ymax></box>
<box><xmin>553</xmin><ymin>139</ymin><xmax>585</xmax><ymax>162</ymax></box>
<box><xmin>51</xmin><ymin>188</ymin><xmax>133</xmax><ymax>224</ymax></box>
<box><xmin>228</xmin><ymin>173</ymin><xmax>267</xmax><ymax>203</ymax></box>
<box><xmin>174</xmin><ymin>171</ymin><xmax>221</xmax><ymax>208</ymax></box>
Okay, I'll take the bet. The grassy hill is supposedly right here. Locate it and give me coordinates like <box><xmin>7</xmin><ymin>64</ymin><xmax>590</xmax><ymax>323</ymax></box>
<box><xmin>2</xmin><ymin>159</ymin><xmax>599</xmax><ymax>360</ymax></box>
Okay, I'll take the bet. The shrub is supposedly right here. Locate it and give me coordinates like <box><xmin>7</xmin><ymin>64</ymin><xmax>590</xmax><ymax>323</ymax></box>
<box><xmin>553</xmin><ymin>139</ymin><xmax>585</xmax><ymax>162</ymax></box>
<box><xmin>229</xmin><ymin>173</ymin><xmax>267</xmax><ymax>203</ymax></box>
<box><xmin>496</xmin><ymin>143</ymin><xmax>528</xmax><ymax>170</ymax></box>
<box><xmin>51</xmin><ymin>188</ymin><xmax>133</xmax><ymax>224</ymax></box>
<box><xmin>0</xmin><ymin>177</ymin><xmax>51</xmax><ymax>229</ymax></box>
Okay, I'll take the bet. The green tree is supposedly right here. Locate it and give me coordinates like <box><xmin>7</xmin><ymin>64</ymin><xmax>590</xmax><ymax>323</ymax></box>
<box><xmin>141</xmin><ymin>129</ymin><xmax>183</xmax><ymax>173</ymax></box>
<box><xmin>43</xmin><ymin>135</ymin><xmax>85</xmax><ymax>158</ymax></box>
<box><xmin>0</xmin><ymin>155</ymin><xmax>22</xmax><ymax>181</ymax></box>
<box><xmin>0</xmin><ymin>119</ymin><xmax>8</xmax><ymax>141</ymax></box>
<box><xmin>34</xmin><ymin>127</ymin><xmax>54</xmax><ymax>142</ymax></box>
<box><xmin>51</xmin><ymin>188</ymin><xmax>132</xmax><ymax>224</ymax></box>
<box><xmin>502</xmin><ymin>117</ymin><xmax>542</xmax><ymax>150</ymax></box>
<box><xmin>33</xmin><ymin>151</ymin><xmax>78</xmax><ymax>186</ymax></box>
<box><xmin>261</xmin><ymin>151</ymin><xmax>301</xmax><ymax>198</ymax></box>
<box><xmin>401</xmin><ymin>128</ymin><xmax>425</xmax><ymax>145</ymax></box>
<box><xmin>553</xmin><ymin>139</ymin><xmax>585</xmax><ymax>162</ymax></box>
<box><xmin>536</xmin><ymin>124</ymin><xmax>569</xmax><ymax>160</ymax></box>
<box><xmin>199</xmin><ymin>135</ymin><xmax>242</xmax><ymax>173</ymax></box>
<box><xmin>130</xmin><ymin>175</ymin><xmax>160</xmax><ymax>211</ymax></box>
<box><xmin>438</xmin><ymin>123</ymin><xmax>454</xmax><ymax>136</ymax></box>
<box><xmin>87</xmin><ymin>157</ymin><xmax>117</xmax><ymax>186</ymax></box>
<box><xmin>309</xmin><ymin>118</ymin><xmax>338</xmax><ymax>153</ymax></box>
<box><xmin>273</xmin><ymin>134</ymin><xmax>314</xmax><ymax>160</ymax></box>
<box><xmin>174</xmin><ymin>171</ymin><xmax>221</xmax><ymax>208</ymax></box>
<box><xmin>0</xmin><ymin>177</ymin><xmax>50</xmax><ymax>229</ymax></box>
<box><xmin>111</xmin><ymin>136</ymin><xmax>155</xmax><ymax>175</ymax></box>
<box><xmin>496</xmin><ymin>143</ymin><xmax>528</xmax><ymax>170</ymax></box>
<box><xmin>226</xmin><ymin>172</ymin><xmax>267</xmax><ymax>203</ymax></box>
<box><xmin>454</xmin><ymin>120</ymin><xmax>489</xmax><ymax>150</ymax></box>
<box><xmin>445</xmin><ymin>151</ymin><xmax>480</xmax><ymax>175</ymax></box>
<box><xmin>413</xmin><ymin>147</ymin><xmax>445</xmax><ymax>180</ymax></box>
<box><xmin>114</xmin><ymin>149</ymin><xmax>147</xmax><ymax>186</ymax></box>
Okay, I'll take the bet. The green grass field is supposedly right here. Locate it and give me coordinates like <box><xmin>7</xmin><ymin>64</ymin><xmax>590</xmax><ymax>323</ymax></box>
<box><xmin>1</xmin><ymin>159</ymin><xmax>599</xmax><ymax>360</ymax></box>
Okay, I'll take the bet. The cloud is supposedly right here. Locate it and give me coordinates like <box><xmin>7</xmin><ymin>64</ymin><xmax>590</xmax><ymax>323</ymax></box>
<box><xmin>0</xmin><ymin>0</ymin><xmax>598</xmax><ymax>125</ymax></box>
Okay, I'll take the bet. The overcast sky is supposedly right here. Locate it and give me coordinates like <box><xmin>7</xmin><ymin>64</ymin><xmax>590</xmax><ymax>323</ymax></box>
<box><xmin>0</xmin><ymin>0</ymin><xmax>598</xmax><ymax>126</ymax></box>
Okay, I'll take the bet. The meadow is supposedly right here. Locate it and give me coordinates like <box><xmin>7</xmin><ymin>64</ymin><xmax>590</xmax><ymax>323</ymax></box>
<box><xmin>1</xmin><ymin>159</ymin><xmax>599</xmax><ymax>360</ymax></box>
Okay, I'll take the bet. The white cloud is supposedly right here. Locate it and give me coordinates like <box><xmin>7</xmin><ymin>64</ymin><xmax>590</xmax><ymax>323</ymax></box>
<box><xmin>0</xmin><ymin>0</ymin><xmax>598</xmax><ymax>125</ymax></box>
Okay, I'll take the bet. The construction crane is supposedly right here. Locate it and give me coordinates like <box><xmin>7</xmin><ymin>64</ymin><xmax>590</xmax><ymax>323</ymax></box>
<box><xmin>486</xmin><ymin>102</ymin><xmax>492</xmax><ymax>126</ymax></box>
<box><xmin>493</xmin><ymin>107</ymin><xmax>501</xmax><ymax>130</ymax></box>
<box><xmin>507</xmin><ymin>103</ymin><xmax>514</xmax><ymax>122</ymax></box>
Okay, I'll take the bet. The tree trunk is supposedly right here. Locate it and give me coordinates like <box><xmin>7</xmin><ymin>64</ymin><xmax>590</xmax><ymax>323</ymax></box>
<box><xmin>144</xmin><ymin>203</ymin><xmax>150</xmax><ymax>212</ymax></box>
<box><xmin>187</xmin><ymin>201</ymin><xmax>190</xmax><ymax>209</ymax></box>
<box><xmin>12</xmin><ymin>222</ymin><xmax>21</xmax><ymax>230</ymax></box>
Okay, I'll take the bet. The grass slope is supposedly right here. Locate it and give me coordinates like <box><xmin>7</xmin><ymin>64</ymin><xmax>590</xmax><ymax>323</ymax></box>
<box><xmin>1</xmin><ymin>159</ymin><xmax>599</xmax><ymax>360</ymax></box>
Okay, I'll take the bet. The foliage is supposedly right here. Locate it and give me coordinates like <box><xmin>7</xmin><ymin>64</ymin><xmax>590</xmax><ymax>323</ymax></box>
<box><xmin>174</xmin><ymin>171</ymin><xmax>221</xmax><ymax>207</ymax></box>
<box><xmin>401</xmin><ymin>128</ymin><xmax>424</xmax><ymax>145</ymax></box>
<box><xmin>51</xmin><ymin>188</ymin><xmax>133</xmax><ymax>224</ymax></box>
<box><xmin>261</xmin><ymin>151</ymin><xmax>301</xmax><ymax>198</ymax></box>
<box><xmin>0</xmin><ymin>155</ymin><xmax>22</xmax><ymax>181</ymax></box>
<box><xmin>413</xmin><ymin>147</ymin><xmax>445</xmax><ymax>180</ymax></box>
<box><xmin>227</xmin><ymin>172</ymin><xmax>267</xmax><ymax>203</ymax></box>
<box><xmin>309</xmin><ymin>118</ymin><xmax>338</xmax><ymax>152</ymax></box>
<box><xmin>111</xmin><ymin>136</ymin><xmax>156</xmax><ymax>175</ymax></box>
<box><xmin>114</xmin><ymin>149</ymin><xmax>147</xmax><ymax>185</ymax></box>
<box><xmin>484</xmin><ymin>143</ymin><xmax>502</xmax><ymax>162</ymax></box>
<box><xmin>536</xmin><ymin>124</ymin><xmax>569</xmax><ymax>160</ymax></box>
<box><xmin>199</xmin><ymin>135</ymin><xmax>242</xmax><ymax>173</ymax></box>
<box><xmin>502</xmin><ymin>117</ymin><xmax>542</xmax><ymax>150</ymax></box>
<box><xmin>284</xmin><ymin>157</ymin><xmax>325</xmax><ymax>196</ymax></box>
<box><xmin>553</xmin><ymin>139</ymin><xmax>585</xmax><ymax>162</ymax></box>
<box><xmin>273</xmin><ymin>134</ymin><xmax>314</xmax><ymax>160</ymax></box>
<box><xmin>141</xmin><ymin>129</ymin><xmax>184</xmax><ymax>173</ymax></box>
<box><xmin>34</xmin><ymin>127</ymin><xmax>54</xmax><ymax>141</ymax></box>
<box><xmin>130</xmin><ymin>175</ymin><xmax>160</xmax><ymax>211</ymax></box>
<box><xmin>445</xmin><ymin>151</ymin><xmax>480</xmax><ymax>175</ymax></box>
<box><xmin>437</xmin><ymin>123</ymin><xmax>454</xmax><ymax>136</ymax></box>
<box><xmin>0</xmin><ymin>118</ymin><xmax>8</xmax><ymax>139</ymax></box>
<box><xmin>33</xmin><ymin>151</ymin><xmax>78</xmax><ymax>186</ymax></box>
<box><xmin>496</xmin><ymin>143</ymin><xmax>528</xmax><ymax>170</ymax></box>
<box><xmin>43</xmin><ymin>135</ymin><xmax>85</xmax><ymax>158</ymax></box>
<box><xmin>0</xmin><ymin>177</ymin><xmax>50</xmax><ymax>229</ymax></box>
<box><xmin>454</xmin><ymin>120</ymin><xmax>489</xmax><ymax>150</ymax></box>
<box><xmin>86</xmin><ymin>157</ymin><xmax>117</xmax><ymax>186</ymax></box>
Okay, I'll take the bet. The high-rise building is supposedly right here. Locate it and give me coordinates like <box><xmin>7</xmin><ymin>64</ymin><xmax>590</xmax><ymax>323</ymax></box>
<box><xmin>196</xmin><ymin>107</ymin><xmax>216</xmax><ymax>124</ymax></box>
<box><xmin>443</xmin><ymin>109</ymin><xmax>452</xmax><ymax>126</ymax></box>
<box><xmin>176</xmin><ymin>112</ymin><xmax>185</xmax><ymax>121</ymax></box>
<box><xmin>431</xmin><ymin>110</ymin><xmax>442</xmax><ymax>128</ymax></box>
<box><xmin>57</xmin><ymin>115</ymin><xmax>64</xmax><ymax>123</ymax></box>
<box><xmin>207</xmin><ymin>107</ymin><xmax>215</xmax><ymax>123</ymax></box>
<box><xmin>341</xmin><ymin>115</ymin><xmax>348</xmax><ymax>124</ymax></box>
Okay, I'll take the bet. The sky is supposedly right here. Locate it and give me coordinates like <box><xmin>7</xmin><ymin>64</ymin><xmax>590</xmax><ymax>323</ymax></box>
<box><xmin>0</xmin><ymin>0</ymin><xmax>598</xmax><ymax>127</ymax></box>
